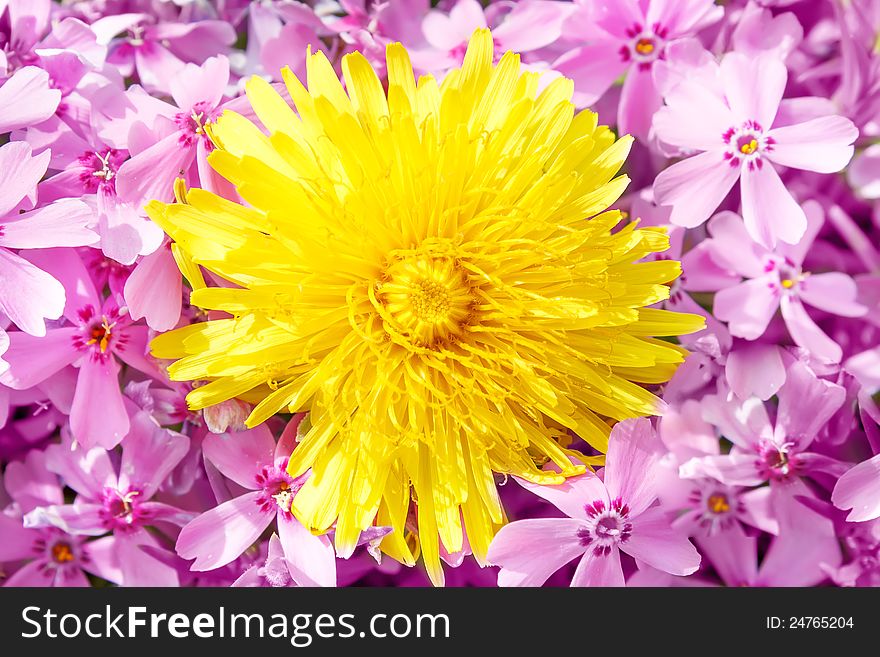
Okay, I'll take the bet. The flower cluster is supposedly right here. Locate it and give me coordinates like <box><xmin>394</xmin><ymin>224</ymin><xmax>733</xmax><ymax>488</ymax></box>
<box><xmin>0</xmin><ymin>0</ymin><xmax>878</xmax><ymax>588</ymax></box>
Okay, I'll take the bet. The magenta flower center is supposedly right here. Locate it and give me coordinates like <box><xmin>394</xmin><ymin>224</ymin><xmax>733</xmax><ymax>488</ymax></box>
<box><xmin>722</xmin><ymin>120</ymin><xmax>776</xmax><ymax>170</ymax></box>
<box><xmin>176</xmin><ymin>101</ymin><xmax>220</xmax><ymax>147</ymax></box>
<box><xmin>72</xmin><ymin>305</ymin><xmax>130</xmax><ymax>362</ymax></box>
<box><xmin>577</xmin><ymin>497</ymin><xmax>632</xmax><ymax>556</ymax></box>
<box><xmin>620</xmin><ymin>23</ymin><xmax>668</xmax><ymax>69</ymax></box>
<box><xmin>99</xmin><ymin>487</ymin><xmax>147</xmax><ymax>532</ymax></box>
<box><xmin>254</xmin><ymin>459</ymin><xmax>303</xmax><ymax>518</ymax></box>
<box><xmin>757</xmin><ymin>440</ymin><xmax>799</xmax><ymax>481</ymax></box>
<box><xmin>78</xmin><ymin>148</ymin><xmax>125</xmax><ymax>194</ymax></box>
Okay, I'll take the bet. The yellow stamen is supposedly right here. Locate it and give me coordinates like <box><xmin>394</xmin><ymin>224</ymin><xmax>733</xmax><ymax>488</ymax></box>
<box><xmin>707</xmin><ymin>494</ymin><xmax>730</xmax><ymax>514</ymax></box>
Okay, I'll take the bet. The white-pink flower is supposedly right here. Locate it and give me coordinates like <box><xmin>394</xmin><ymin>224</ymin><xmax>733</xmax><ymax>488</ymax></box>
<box><xmin>653</xmin><ymin>52</ymin><xmax>858</xmax><ymax>247</ymax></box>
<box><xmin>487</xmin><ymin>418</ymin><xmax>700</xmax><ymax>587</ymax></box>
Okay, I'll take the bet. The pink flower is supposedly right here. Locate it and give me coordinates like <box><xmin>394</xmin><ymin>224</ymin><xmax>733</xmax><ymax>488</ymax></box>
<box><xmin>653</xmin><ymin>52</ymin><xmax>858</xmax><ymax>247</ymax></box>
<box><xmin>0</xmin><ymin>449</ymin><xmax>117</xmax><ymax>586</ymax></box>
<box><xmin>831</xmin><ymin>392</ymin><xmax>880</xmax><ymax>522</ymax></box>
<box><xmin>21</xmin><ymin>412</ymin><xmax>193</xmax><ymax>586</ymax></box>
<box><xmin>410</xmin><ymin>0</ymin><xmax>573</xmax><ymax>76</ymax></box>
<box><xmin>175</xmin><ymin>420</ymin><xmax>337</xmax><ymax>586</ymax></box>
<box><xmin>708</xmin><ymin>203</ymin><xmax>867</xmax><ymax>363</ymax></box>
<box><xmin>679</xmin><ymin>361</ymin><xmax>850</xmax><ymax>489</ymax></box>
<box><xmin>0</xmin><ymin>249</ymin><xmax>164</xmax><ymax>447</ymax></box>
<box><xmin>555</xmin><ymin>0</ymin><xmax>723</xmax><ymax>141</ymax></box>
<box><xmin>487</xmin><ymin>418</ymin><xmax>700</xmax><ymax>586</ymax></box>
<box><xmin>92</xmin><ymin>13</ymin><xmax>236</xmax><ymax>95</ymax></box>
<box><xmin>114</xmin><ymin>55</ymin><xmax>234</xmax><ymax>209</ymax></box>
<box><xmin>0</xmin><ymin>142</ymin><xmax>96</xmax><ymax>336</ymax></box>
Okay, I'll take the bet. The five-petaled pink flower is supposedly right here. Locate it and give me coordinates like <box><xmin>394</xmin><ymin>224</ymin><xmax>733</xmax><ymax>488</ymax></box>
<box><xmin>488</xmin><ymin>418</ymin><xmax>700</xmax><ymax>586</ymax></box>
<box><xmin>653</xmin><ymin>52</ymin><xmax>858</xmax><ymax>247</ymax></box>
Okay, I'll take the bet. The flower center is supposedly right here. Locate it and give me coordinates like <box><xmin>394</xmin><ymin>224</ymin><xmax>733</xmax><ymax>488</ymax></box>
<box><xmin>722</xmin><ymin>120</ymin><xmax>775</xmax><ymax>170</ymax></box>
<box><xmin>378</xmin><ymin>254</ymin><xmax>474</xmax><ymax>348</ymax></box>
<box><xmin>99</xmin><ymin>487</ymin><xmax>145</xmax><ymax>532</ymax></box>
<box><xmin>175</xmin><ymin>101</ymin><xmax>219</xmax><ymax>147</ymax></box>
<box><xmin>620</xmin><ymin>23</ymin><xmax>668</xmax><ymax>67</ymax></box>
<box><xmin>577</xmin><ymin>497</ymin><xmax>632</xmax><ymax>556</ymax></box>
<box><xmin>255</xmin><ymin>460</ymin><xmax>303</xmax><ymax>517</ymax></box>
<box><xmin>87</xmin><ymin>318</ymin><xmax>114</xmax><ymax>353</ymax></box>
<box><xmin>707</xmin><ymin>493</ymin><xmax>730</xmax><ymax>514</ymax></box>
<box><xmin>79</xmin><ymin>148</ymin><xmax>125</xmax><ymax>194</ymax></box>
<box><xmin>51</xmin><ymin>542</ymin><xmax>75</xmax><ymax>564</ymax></box>
<box><xmin>757</xmin><ymin>440</ymin><xmax>798</xmax><ymax>481</ymax></box>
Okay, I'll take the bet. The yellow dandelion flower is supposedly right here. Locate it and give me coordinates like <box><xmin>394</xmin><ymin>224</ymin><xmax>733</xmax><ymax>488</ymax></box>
<box><xmin>148</xmin><ymin>29</ymin><xmax>704</xmax><ymax>585</ymax></box>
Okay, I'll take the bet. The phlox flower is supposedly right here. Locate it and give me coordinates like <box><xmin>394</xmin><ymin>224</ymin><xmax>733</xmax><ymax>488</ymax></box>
<box><xmin>22</xmin><ymin>411</ymin><xmax>193</xmax><ymax>586</ymax></box>
<box><xmin>653</xmin><ymin>51</ymin><xmax>858</xmax><ymax>247</ymax></box>
<box><xmin>91</xmin><ymin>13</ymin><xmax>236</xmax><ymax>95</ymax></box>
<box><xmin>0</xmin><ymin>142</ymin><xmax>95</xmax><ymax>336</ymax></box>
<box><xmin>115</xmin><ymin>55</ymin><xmax>234</xmax><ymax>209</ymax></box>
<box><xmin>707</xmin><ymin>203</ymin><xmax>866</xmax><ymax>363</ymax></box>
<box><xmin>0</xmin><ymin>449</ymin><xmax>117</xmax><ymax>586</ymax></box>
<box><xmin>555</xmin><ymin>0</ymin><xmax>723</xmax><ymax>141</ymax></box>
<box><xmin>0</xmin><ymin>249</ymin><xmax>164</xmax><ymax>447</ymax></box>
<box><xmin>409</xmin><ymin>0</ymin><xmax>573</xmax><ymax>76</ymax></box>
<box><xmin>40</xmin><ymin>139</ymin><xmax>166</xmax><ymax>266</ymax></box>
<box><xmin>487</xmin><ymin>418</ymin><xmax>700</xmax><ymax>587</ymax></box>
<box><xmin>679</xmin><ymin>360</ymin><xmax>850</xmax><ymax>492</ymax></box>
<box><xmin>175</xmin><ymin>421</ymin><xmax>336</xmax><ymax>587</ymax></box>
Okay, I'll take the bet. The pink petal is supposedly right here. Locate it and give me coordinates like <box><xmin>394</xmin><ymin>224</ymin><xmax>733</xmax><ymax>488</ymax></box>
<box><xmin>779</xmin><ymin>294</ymin><xmax>842</xmax><ymax>363</ymax></box>
<box><xmin>766</xmin><ymin>115</ymin><xmax>858</xmax><ymax>173</ymax></box>
<box><xmin>622</xmin><ymin>506</ymin><xmax>701</xmax><ymax>576</ymax></box>
<box><xmin>725</xmin><ymin>342</ymin><xmax>785</xmax><ymax>400</ymax></box>
<box><xmin>133</xmin><ymin>43</ymin><xmax>186</xmax><ymax>94</ymax></box>
<box><xmin>553</xmin><ymin>43</ymin><xmax>627</xmax><ymax>107</ymax></box>
<box><xmin>832</xmin><ymin>455</ymin><xmax>880</xmax><ymax>522</ymax></box>
<box><xmin>0</xmin><ymin>248</ymin><xmax>66</xmax><ymax>337</ymax></box>
<box><xmin>202</xmin><ymin>425</ymin><xmax>276</xmax><ymax>490</ymax></box>
<box><xmin>0</xmin><ymin>66</ymin><xmax>61</xmax><ymax>134</ymax></box>
<box><xmin>739</xmin><ymin>486</ymin><xmax>779</xmax><ymax>534</ymax></box>
<box><xmin>603</xmin><ymin>417</ymin><xmax>660</xmax><ymax>515</ymax></box>
<box><xmin>80</xmin><ymin>535</ymin><xmax>124</xmax><ymax>585</ymax></box>
<box><xmin>278</xmin><ymin>515</ymin><xmax>337</xmax><ymax>587</ymax></box>
<box><xmin>488</xmin><ymin>518</ymin><xmax>587</xmax><ymax>587</ymax></box>
<box><xmin>44</xmin><ymin>439</ymin><xmax>118</xmax><ymax>499</ymax></box>
<box><xmin>169</xmin><ymin>56</ymin><xmax>229</xmax><ymax>113</ymax></box>
<box><xmin>123</xmin><ymin>246</ymin><xmax>183</xmax><ymax>331</ymax></box>
<box><xmin>706</xmin><ymin>211</ymin><xmax>769</xmax><ymax>278</ymax></box>
<box><xmin>112</xmin><ymin>324</ymin><xmax>167</xmax><ymax>381</ymax></box>
<box><xmin>679</xmin><ymin>453</ymin><xmax>765</xmax><ymax>487</ymax></box>
<box><xmin>654</xmin><ymin>150</ymin><xmax>740</xmax><ymax>229</ymax></box>
<box><xmin>22</xmin><ymin>248</ymin><xmax>100</xmax><ymax>325</ymax></box>
<box><xmin>4</xmin><ymin>559</ymin><xmax>56</xmax><ymax>586</ymax></box>
<box><xmin>652</xmin><ymin>81</ymin><xmax>733</xmax><ymax>152</ymax></box>
<box><xmin>695</xmin><ymin>525</ymin><xmax>757</xmax><ymax>586</ymax></box>
<box><xmin>4</xmin><ymin>449</ymin><xmax>63</xmax><ymax>512</ymax></box>
<box><xmin>423</xmin><ymin>0</ymin><xmax>486</xmax><ymax>51</ymax></box>
<box><xmin>775</xmin><ymin>360</ymin><xmax>845</xmax><ymax>445</ymax></box>
<box><xmin>115</xmin><ymin>133</ymin><xmax>194</xmax><ymax>207</ymax></box>
<box><xmin>0</xmin><ymin>513</ymin><xmax>37</xmax><ymax>561</ymax></box>
<box><xmin>0</xmin><ymin>141</ymin><xmax>49</xmax><ymax>216</ymax></box>
<box><xmin>776</xmin><ymin>199</ymin><xmax>824</xmax><ymax>267</ymax></box>
<box><xmin>118</xmin><ymin>410</ymin><xmax>190</xmax><ymax>499</ymax></box>
<box><xmin>0</xmin><ymin>200</ymin><xmax>96</xmax><ymax>248</ymax></box>
<box><xmin>720</xmin><ymin>52</ymin><xmax>786</xmax><ymax>128</ymax></box>
<box><xmin>95</xmin><ymin>192</ymin><xmax>165</xmax><ymax>266</ymax></box>
<box><xmin>514</xmin><ymin>468</ymin><xmax>609</xmax><ymax>521</ymax></box>
<box><xmin>713</xmin><ymin>276</ymin><xmax>779</xmax><ymax>340</ymax></box>
<box><xmin>493</xmin><ymin>1</ymin><xmax>573</xmax><ymax>52</ymax></box>
<box><xmin>176</xmin><ymin>491</ymin><xmax>275</xmax><ymax>570</ymax></box>
<box><xmin>116</xmin><ymin>531</ymin><xmax>180</xmax><ymax>587</ymax></box>
<box><xmin>798</xmin><ymin>272</ymin><xmax>866</xmax><ymax>317</ymax></box>
<box><xmin>618</xmin><ymin>64</ymin><xmax>661</xmax><ymax>143</ymax></box>
<box><xmin>24</xmin><ymin>503</ymin><xmax>106</xmax><ymax>536</ymax></box>
<box><xmin>740</xmin><ymin>162</ymin><xmax>807</xmax><ymax>247</ymax></box>
<box><xmin>570</xmin><ymin>546</ymin><xmax>625</xmax><ymax>587</ymax></box>
<box><xmin>0</xmin><ymin>327</ymin><xmax>78</xmax><ymax>389</ymax></box>
<box><xmin>70</xmin><ymin>356</ymin><xmax>130</xmax><ymax>449</ymax></box>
